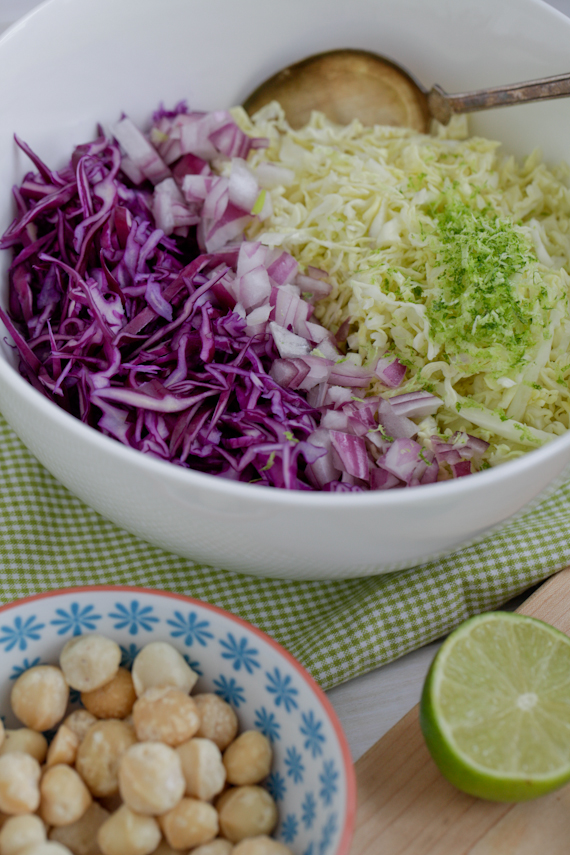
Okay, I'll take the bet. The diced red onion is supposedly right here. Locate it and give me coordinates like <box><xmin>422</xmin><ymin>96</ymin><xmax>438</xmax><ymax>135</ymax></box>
<box><xmin>228</xmin><ymin>158</ymin><xmax>260</xmax><ymax>213</ymax></box>
<box><xmin>237</xmin><ymin>265</ymin><xmax>271</xmax><ymax>312</ymax></box>
<box><xmin>375</xmin><ymin>356</ymin><xmax>407</xmax><ymax>388</ymax></box>
<box><xmin>451</xmin><ymin>460</ymin><xmax>473</xmax><ymax>478</ymax></box>
<box><xmin>323</xmin><ymin>386</ymin><xmax>354</xmax><ymax>407</ymax></box>
<box><xmin>112</xmin><ymin>116</ymin><xmax>171</xmax><ymax>185</ymax></box>
<box><xmin>370</xmin><ymin>467</ymin><xmax>402</xmax><ymax>490</ymax></box>
<box><xmin>267</xmin><ymin>252</ymin><xmax>299</xmax><ymax>286</ymax></box>
<box><xmin>269</xmin><ymin>358</ymin><xmax>310</xmax><ymax>390</ymax></box>
<box><xmin>450</xmin><ymin>431</ymin><xmax>490</xmax><ymax>459</ymax></box>
<box><xmin>328</xmin><ymin>360</ymin><xmax>373</xmax><ymax>388</ymax></box>
<box><xmin>306</xmin><ymin>382</ymin><xmax>328</xmax><ymax>408</ymax></box>
<box><xmin>377</xmin><ymin>438</ymin><xmax>424</xmax><ymax>484</ymax></box>
<box><xmin>330</xmin><ymin>430</ymin><xmax>369</xmax><ymax>480</ymax></box>
<box><xmin>236</xmin><ymin>241</ymin><xmax>267</xmax><ymax>277</ymax></box>
<box><xmin>202</xmin><ymin>176</ymin><xmax>230</xmax><ymax>221</ymax></box>
<box><xmin>295</xmin><ymin>355</ymin><xmax>333</xmax><ymax>390</ymax></box>
<box><xmin>377</xmin><ymin>398</ymin><xmax>417</xmax><ymax>439</ymax></box>
<box><xmin>295</xmin><ymin>273</ymin><xmax>333</xmax><ymax>300</ymax></box>
<box><xmin>198</xmin><ymin>203</ymin><xmax>251</xmax><ymax>253</ymax></box>
<box><xmin>120</xmin><ymin>156</ymin><xmax>145</xmax><ymax>185</ymax></box>
<box><xmin>320</xmin><ymin>410</ymin><xmax>350</xmax><ymax>432</ymax></box>
<box><xmin>305</xmin><ymin>428</ymin><xmax>340</xmax><ymax>488</ymax></box>
<box><xmin>269</xmin><ymin>322</ymin><xmax>311</xmax><ymax>358</ymax></box>
<box><xmin>389</xmin><ymin>391</ymin><xmax>443</xmax><ymax>418</ymax></box>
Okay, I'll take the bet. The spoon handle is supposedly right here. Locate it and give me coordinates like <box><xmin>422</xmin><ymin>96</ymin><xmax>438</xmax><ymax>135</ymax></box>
<box><xmin>428</xmin><ymin>72</ymin><xmax>570</xmax><ymax>124</ymax></box>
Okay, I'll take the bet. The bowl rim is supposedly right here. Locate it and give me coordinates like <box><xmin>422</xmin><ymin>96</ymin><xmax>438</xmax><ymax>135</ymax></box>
<box><xmin>0</xmin><ymin>583</ymin><xmax>357</xmax><ymax>855</ymax></box>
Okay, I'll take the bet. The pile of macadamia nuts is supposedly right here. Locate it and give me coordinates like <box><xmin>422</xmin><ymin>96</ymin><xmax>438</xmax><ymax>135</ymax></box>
<box><xmin>0</xmin><ymin>635</ymin><xmax>294</xmax><ymax>855</ymax></box>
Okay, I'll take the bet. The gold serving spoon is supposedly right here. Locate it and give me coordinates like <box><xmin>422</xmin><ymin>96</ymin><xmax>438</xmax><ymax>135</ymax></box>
<box><xmin>243</xmin><ymin>48</ymin><xmax>570</xmax><ymax>131</ymax></box>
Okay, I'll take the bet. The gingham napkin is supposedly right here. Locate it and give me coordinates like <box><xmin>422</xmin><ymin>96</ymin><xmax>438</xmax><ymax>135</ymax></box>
<box><xmin>1</xmin><ymin>411</ymin><xmax>569</xmax><ymax>690</ymax></box>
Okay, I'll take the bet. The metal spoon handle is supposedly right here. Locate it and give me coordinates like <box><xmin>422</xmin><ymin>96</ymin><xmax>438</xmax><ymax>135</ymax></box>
<box><xmin>428</xmin><ymin>72</ymin><xmax>570</xmax><ymax>124</ymax></box>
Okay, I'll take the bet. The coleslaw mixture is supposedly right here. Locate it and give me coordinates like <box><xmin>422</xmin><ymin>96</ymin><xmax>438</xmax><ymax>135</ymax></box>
<box><xmin>3</xmin><ymin>100</ymin><xmax>570</xmax><ymax>490</ymax></box>
<box><xmin>239</xmin><ymin>103</ymin><xmax>570</xmax><ymax>468</ymax></box>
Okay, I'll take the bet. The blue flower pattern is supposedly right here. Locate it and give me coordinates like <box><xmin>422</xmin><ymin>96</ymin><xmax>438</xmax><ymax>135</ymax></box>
<box><xmin>0</xmin><ymin>594</ymin><xmax>345</xmax><ymax>855</ymax></box>
<box><xmin>0</xmin><ymin>615</ymin><xmax>45</xmax><ymax>651</ymax></box>
<box><xmin>254</xmin><ymin>706</ymin><xmax>281</xmax><ymax>743</ymax></box>
<box><xmin>319</xmin><ymin>760</ymin><xmax>339</xmax><ymax>806</ymax></box>
<box><xmin>266</xmin><ymin>770</ymin><xmax>286</xmax><ymax>802</ymax></box>
<box><xmin>220</xmin><ymin>633</ymin><xmax>260</xmax><ymax>673</ymax></box>
<box><xmin>167</xmin><ymin>612</ymin><xmax>214</xmax><ymax>647</ymax></box>
<box><xmin>300</xmin><ymin>710</ymin><xmax>326</xmax><ymax>758</ymax></box>
<box><xmin>50</xmin><ymin>603</ymin><xmax>102</xmax><ymax>636</ymax></box>
<box><xmin>213</xmin><ymin>675</ymin><xmax>245</xmax><ymax>708</ymax></box>
<box><xmin>108</xmin><ymin>602</ymin><xmax>159</xmax><ymax>635</ymax></box>
<box><xmin>319</xmin><ymin>813</ymin><xmax>338</xmax><ymax>854</ymax></box>
<box><xmin>266</xmin><ymin>667</ymin><xmax>299</xmax><ymax>712</ymax></box>
<box><xmin>284</xmin><ymin>746</ymin><xmax>305</xmax><ymax>783</ymax></box>
<box><xmin>302</xmin><ymin>792</ymin><xmax>317</xmax><ymax>829</ymax></box>
<box><xmin>281</xmin><ymin>813</ymin><xmax>299</xmax><ymax>843</ymax></box>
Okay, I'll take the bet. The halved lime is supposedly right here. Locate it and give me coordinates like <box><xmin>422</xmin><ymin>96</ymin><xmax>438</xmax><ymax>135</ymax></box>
<box><xmin>420</xmin><ymin>611</ymin><xmax>570</xmax><ymax>801</ymax></box>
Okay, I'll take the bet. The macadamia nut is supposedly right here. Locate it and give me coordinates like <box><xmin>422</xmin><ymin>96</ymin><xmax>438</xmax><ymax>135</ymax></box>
<box><xmin>81</xmin><ymin>668</ymin><xmax>136</xmax><ymax>720</ymax></box>
<box><xmin>191</xmin><ymin>840</ymin><xmax>234</xmax><ymax>855</ymax></box>
<box><xmin>75</xmin><ymin>719</ymin><xmax>137</xmax><ymax>798</ymax></box>
<box><xmin>194</xmin><ymin>695</ymin><xmax>238</xmax><ymax>751</ymax></box>
<box><xmin>97</xmin><ymin>805</ymin><xmax>161</xmax><ymax>855</ymax></box>
<box><xmin>131</xmin><ymin>642</ymin><xmax>198</xmax><ymax>698</ymax></box>
<box><xmin>132</xmin><ymin>687</ymin><xmax>200</xmax><ymax>746</ymax></box>
<box><xmin>60</xmin><ymin>635</ymin><xmax>121</xmax><ymax>693</ymax></box>
<box><xmin>176</xmin><ymin>738</ymin><xmax>226</xmax><ymax>801</ymax></box>
<box><xmin>232</xmin><ymin>836</ymin><xmax>294</xmax><ymax>855</ymax></box>
<box><xmin>150</xmin><ymin>843</ymin><xmax>185</xmax><ymax>855</ymax></box>
<box><xmin>159</xmin><ymin>798</ymin><xmax>219</xmax><ymax>850</ymax></box>
<box><xmin>223</xmin><ymin>731</ymin><xmax>272</xmax><ymax>786</ymax></box>
<box><xmin>11</xmin><ymin>666</ymin><xmax>68</xmax><ymax>732</ymax></box>
<box><xmin>216</xmin><ymin>787</ymin><xmax>278</xmax><ymax>844</ymax></box>
<box><xmin>46</xmin><ymin>725</ymin><xmax>79</xmax><ymax>768</ymax></box>
<box><xmin>118</xmin><ymin>742</ymin><xmax>185</xmax><ymax>816</ymax></box>
<box><xmin>62</xmin><ymin>711</ymin><xmax>98</xmax><ymax>743</ymax></box>
<box><xmin>49</xmin><ymin>801</ymin><xmax>110</xmax><ymax>855</ymax></box>
<box><xmin>0</xmin><ymin>729</ymin><xmax>47</xmax><ymax>763</ymax></box>
<box><xmin>0</xmin><ymin>814</ymin><xmax>46</xmax><ymax>855</ymax></box>
<box><xmin>39</xmin><ymin>765</ymin><xmax>92</xmax><ymax>827</ymax></box>
<box><xmin>0</xmin><ymin>751</ymin><xmax>41</xmax><ymax>815</ymax></box>
<box><xmin>19</xmin><ymin>844</ymin><xmax>73</xmax><ymax>855</ymax></box>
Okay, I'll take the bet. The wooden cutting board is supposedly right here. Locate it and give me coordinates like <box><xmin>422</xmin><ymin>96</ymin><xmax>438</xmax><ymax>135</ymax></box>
<box><xmin>350</xmin><ymin>566</ymin><xmax>570</xmax><ymax>854</ymax></box>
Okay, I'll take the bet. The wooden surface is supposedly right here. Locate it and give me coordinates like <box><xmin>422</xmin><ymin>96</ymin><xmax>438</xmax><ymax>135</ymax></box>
<box><xmin>350</xmin><ymin>567</ymin><xmax>570</xmax><ymax>855</ymax></box>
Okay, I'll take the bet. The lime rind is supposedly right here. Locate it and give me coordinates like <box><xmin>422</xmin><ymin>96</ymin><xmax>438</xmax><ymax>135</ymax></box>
<box><xmin>419</xmin><ymin>611</ymin><xmax>570</xmax><ymax>801</ymax></box>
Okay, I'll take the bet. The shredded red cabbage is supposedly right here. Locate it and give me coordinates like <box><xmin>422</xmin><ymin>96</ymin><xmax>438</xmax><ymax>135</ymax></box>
<box><xmin>0</xmin><ymin>104</ymin><xmax>488</xmax><ymax>490</ymax></box>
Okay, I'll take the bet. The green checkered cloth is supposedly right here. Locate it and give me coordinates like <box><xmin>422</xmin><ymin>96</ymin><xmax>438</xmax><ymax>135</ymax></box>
<box><xmin>2</xmin><ymin>410</ymin><xmax>569</xmax><ymax>691</ymax></box>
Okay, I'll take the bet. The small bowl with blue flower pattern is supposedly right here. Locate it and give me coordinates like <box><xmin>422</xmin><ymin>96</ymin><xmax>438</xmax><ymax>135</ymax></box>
<box><xmin>0</xmin><ymin>585</ymin><xmax>356</xmax><ymax>855</ymax></box>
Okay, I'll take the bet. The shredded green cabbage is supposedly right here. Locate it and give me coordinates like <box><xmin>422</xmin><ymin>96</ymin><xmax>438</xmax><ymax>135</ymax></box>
<box><xmin>234</xmin><ymin>102</ymin><xmax>570</xmax><ymax>468</ymax></box>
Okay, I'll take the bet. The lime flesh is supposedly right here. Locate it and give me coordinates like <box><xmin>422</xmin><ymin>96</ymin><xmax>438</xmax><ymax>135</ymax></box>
<box><xmin>420</xmin><ymin>611</ymin><xmax>570</xmax><ymax>801</ymax></box>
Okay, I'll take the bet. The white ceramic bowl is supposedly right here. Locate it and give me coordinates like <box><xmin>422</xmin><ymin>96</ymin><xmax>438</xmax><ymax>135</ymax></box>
<box><xmin>0</xmin><ymin>586</ymin><xmax>356</xmax><ymax>855</ymax></box>
<box><xmin>1</xmin><ymin>0</ymin><xmax>570</xmax><ymax>580</ymax></box>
